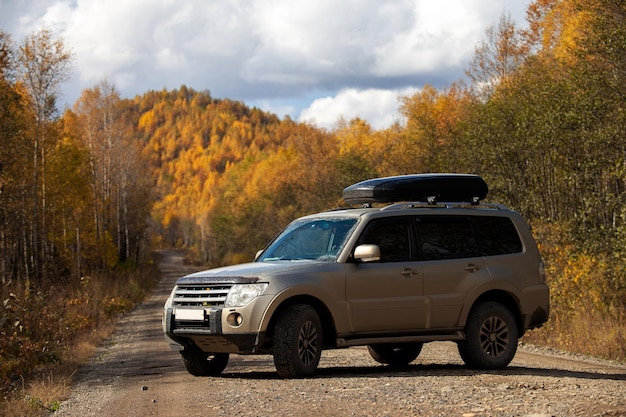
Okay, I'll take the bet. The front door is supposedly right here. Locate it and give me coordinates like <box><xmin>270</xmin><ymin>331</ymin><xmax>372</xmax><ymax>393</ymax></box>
<box><xmin>345</xmin><ymin>216</ymin><xmax>426</xmax><ymax>333</ymax></box>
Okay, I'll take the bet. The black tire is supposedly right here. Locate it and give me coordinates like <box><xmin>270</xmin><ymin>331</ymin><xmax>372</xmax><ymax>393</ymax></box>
<box><xmin>458</xmin><ymin>302</ymin><xmax>519</xmax><ymax>370</ymax></box>
<box><xmin>180</xmin><ymin>346</ymin><xmax>229</xmax><ymax>376</ymax></box>
<box><xmin>368</xmin><ymin>342</ymin><xmax>423</xmax><ymax>367</ymax></box>
<box><xmin>273</xmin><ymin>304</ymin><xmax>323</xmax><ymax>378</ymax></box>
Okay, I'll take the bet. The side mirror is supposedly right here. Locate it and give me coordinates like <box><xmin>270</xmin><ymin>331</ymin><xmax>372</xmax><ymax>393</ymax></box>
<box><xmin>255</xmin><ymin>249</ymin><xmax>264</xmax><ymax>261</ymax></box>
<box><xmin>354</xmin><ymin>244</ymin><xmax>381</xmax><ymax>263</ymax></box>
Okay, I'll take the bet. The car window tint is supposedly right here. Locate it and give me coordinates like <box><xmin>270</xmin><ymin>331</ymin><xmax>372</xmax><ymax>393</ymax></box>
<box><xmin>416</xmin><ymin>216</ymin><xmax>478</xmax><ymax>260</ymax></box>
<box><xmin>357</xmin><ymin>217</ymin><xmax>412</xmax><ymax>262</ymax></box>
<box><xmin>471</xmin><ymin>216</ymin><xmax>523</xmax><ymax>256</ymax></box>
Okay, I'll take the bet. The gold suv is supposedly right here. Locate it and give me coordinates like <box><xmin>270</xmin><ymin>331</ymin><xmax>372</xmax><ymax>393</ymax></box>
<box><xmin>163</xmin><ymin>174</ymin><xmax>549</xmax><ymax>378</ymax></box>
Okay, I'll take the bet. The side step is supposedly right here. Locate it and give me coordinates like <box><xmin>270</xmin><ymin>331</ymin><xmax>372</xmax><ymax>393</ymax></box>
<box><xmin>335</xmin><ymin>331</ymin><xmax>465</xmax><ymax>348</ymax></box>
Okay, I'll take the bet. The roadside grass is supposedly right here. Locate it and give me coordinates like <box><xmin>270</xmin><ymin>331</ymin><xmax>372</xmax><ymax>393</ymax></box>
<box><xmin>0</xmin><ymin>255</ymin><xmax>160</xmax><ymax>417</ymax></box>
<box><xmin>1</xmin><ymin>244</ymin><xmax>625</xmax><ymax>416</ymax></box>
<box><xmin>524</xmin><ymin>307</ymin><xmax>626</xmax><ymax>363</ymax></box>
<box><xmin>0</xmin><ymin>322</ymin><xmax>117</xmax><ymax>417</ymax></box>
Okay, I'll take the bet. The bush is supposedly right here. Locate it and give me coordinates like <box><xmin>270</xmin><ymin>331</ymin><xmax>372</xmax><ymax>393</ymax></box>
<box><xmin>0</xmin><ymin>260</ymin><xmax>159</xmax><ymax>401</ymax></box>
<box><xmin>525</xmin><ymin>222</ymin><xmax>626</xmax><ymax>361</ymax></box>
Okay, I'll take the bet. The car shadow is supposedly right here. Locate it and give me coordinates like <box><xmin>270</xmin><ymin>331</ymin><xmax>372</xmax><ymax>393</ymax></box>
<box><xmin>216</xmin><ymin>362</ymin><xmax>626</xmax><ymax>382</ymax></box>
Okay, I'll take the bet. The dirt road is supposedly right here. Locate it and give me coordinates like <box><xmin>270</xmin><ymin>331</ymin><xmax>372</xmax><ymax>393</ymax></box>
<box><xmin>55</xmin><ymin>251</ymin><xmax>626</xmax><ymax>417</ymax></box>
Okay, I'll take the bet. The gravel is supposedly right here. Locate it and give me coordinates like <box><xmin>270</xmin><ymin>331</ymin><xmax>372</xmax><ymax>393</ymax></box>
<box><xmin>54</xmin><ymin>251</ymin><xmax>626</xmax><ymax>417</ymax></box>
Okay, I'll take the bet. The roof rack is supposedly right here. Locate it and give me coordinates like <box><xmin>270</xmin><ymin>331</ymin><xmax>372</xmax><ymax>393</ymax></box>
<box><xmin>379</xmin><ymin>201</ymin><xmax>509</xmax><ymax>211</ymax></box>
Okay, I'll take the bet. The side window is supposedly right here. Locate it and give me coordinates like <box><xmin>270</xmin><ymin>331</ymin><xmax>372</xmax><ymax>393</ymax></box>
<box><xmin>356</xmin><ymin>217</ymin><xmax>412</xmax><ymax>262</ymax></box>
<box><xmin>471</xmin><ymin>216</ymin><xmax>523</xmax><ymax>256</ymax></box>
<box><xmin>416</xmin><ymin>216</ymin><xmax>479</xmax><ymax>260</ymax></box>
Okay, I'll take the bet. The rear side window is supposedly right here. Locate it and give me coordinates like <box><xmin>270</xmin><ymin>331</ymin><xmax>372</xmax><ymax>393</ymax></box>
<box><xmin>416</xmin><ymin>216</ymin><xmax>479</xmax><ymax>260</ymax></box>
<box><xmin>471</xmin><ymin>216</ymin><xmax>523</xmax><ymax>256</ymax></box>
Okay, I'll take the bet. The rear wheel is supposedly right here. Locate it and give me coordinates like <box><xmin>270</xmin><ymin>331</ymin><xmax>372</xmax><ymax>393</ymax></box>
<box><xmin>273</xmin><ymin>304</ymin><xmax>323</xmax><ymax>378</ymax></box>
<box><xmin>458</xmin><ymin>302</ymin><xmax>518</xmax><ymax>370</ymax></box>
<box><xmin>180</xmin><ymin>346</ymin><xmax>229</xmax><ymax>376</ymax></box>
<box><xmin>368</xmin><ymin>342</ymin><xmax>423</xmax><ymax>367</ymax></box>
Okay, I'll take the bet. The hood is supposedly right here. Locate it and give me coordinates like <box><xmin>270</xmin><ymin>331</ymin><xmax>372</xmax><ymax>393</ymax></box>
<box><xmin>175</xmin><ymin>260</ymin><xmax>331</xmax><ymax>285</ymax></box>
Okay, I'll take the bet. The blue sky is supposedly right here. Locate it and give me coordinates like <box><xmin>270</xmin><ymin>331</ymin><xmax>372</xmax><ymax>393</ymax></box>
<box><xmin>0</xmin><ymin>0</ymin><xmax>530</xmax><ymax>130</ymax></box>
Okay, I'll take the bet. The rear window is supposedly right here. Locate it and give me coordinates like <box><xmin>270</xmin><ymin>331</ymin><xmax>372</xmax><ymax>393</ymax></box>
<box><xmin>415</xmin><ymin>215</ymin><xmax>523</xmax><ymax>260</ymax></box>
<box><xmin>416</xmin><ymin>216</ymin><xmax>479</xmax><ymax>260</ymax></box>
<box><xmin>470</xmin><ymin>216</ymin><xmax>523</xmax><ymax>256</ymax></box>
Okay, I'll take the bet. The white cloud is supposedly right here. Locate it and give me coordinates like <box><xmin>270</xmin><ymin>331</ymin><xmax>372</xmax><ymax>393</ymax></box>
<box><xmin>299</xmin><ymin>87</ymin><xmax>418</xmax><ymax>130</ymax></box>
<box><xmin>156</xmin><ymin>47</ymin><xmax>187</xmax><ymax>70</ymax></box>
<box><xmin>0</xmin><ymin>0</ymin><xmax>531</xmax><ymax>129</ymax></box>
<box><xmin>373</xmin><ymin>3</ymin><xmax>478</xmax><ymax>75</ymax></box>
<box><xmin>242</xmin><ymin>0</ymin><xmax>412</xmax><ymax>84</ymax></box>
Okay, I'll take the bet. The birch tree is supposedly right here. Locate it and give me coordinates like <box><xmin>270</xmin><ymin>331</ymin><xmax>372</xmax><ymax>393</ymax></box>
<box><xmin>17</xmin><ymin>27</ymin><xmax>73</xmax><ymax>280</ymax></box>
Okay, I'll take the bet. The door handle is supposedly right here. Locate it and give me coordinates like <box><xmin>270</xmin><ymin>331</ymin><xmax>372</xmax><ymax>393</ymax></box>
<box><xmin>400</xmin><ymin>268</ymin><xmax>419</xmax><ymax>277</ymax></box>
<box><xmin>464</xmin><ymin>264</ymin><xmax>481</xmax><ymax>273</ymax></box>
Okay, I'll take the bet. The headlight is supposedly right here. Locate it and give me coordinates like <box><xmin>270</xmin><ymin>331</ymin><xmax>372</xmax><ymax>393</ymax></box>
<box><xmin>164</xmin><ymin>286</ymin><xmax>176</xmax><ymax>308</ymax></box>
<box><xmin>225</xmin><ymin>283</ymin><xmax>268</xmax><ymax>307</ymax></box>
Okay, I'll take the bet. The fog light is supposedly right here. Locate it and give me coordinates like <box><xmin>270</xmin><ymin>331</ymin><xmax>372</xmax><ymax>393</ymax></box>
<box><xmin>227</xmin><ymin>312</ymin><xmax>244</xmax><ymax>327</ymax></box>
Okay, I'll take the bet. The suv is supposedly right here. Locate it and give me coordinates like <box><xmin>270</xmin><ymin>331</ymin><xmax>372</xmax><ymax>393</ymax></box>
<box><xmin>163</xmin><ymin>174</ymin><xmax>549</xmax><ymax>378</ymax></box>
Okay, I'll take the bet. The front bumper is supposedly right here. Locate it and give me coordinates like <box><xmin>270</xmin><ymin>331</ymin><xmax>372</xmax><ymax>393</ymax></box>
<box><xmin>163</xmin><ymin>307</ymin><xmax>262</xmax><ymax>353</ymax></box>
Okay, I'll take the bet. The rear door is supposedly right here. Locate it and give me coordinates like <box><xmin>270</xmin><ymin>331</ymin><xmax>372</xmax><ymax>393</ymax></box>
<box><xmin>345</xmin><ymin>216</ymin><xmax>427</xmax><ymax>333</ymax></box>
<box><xmin>416</xmin><ymin>216</ymin><xmax>490</xmax><ymax>329</ymax></box>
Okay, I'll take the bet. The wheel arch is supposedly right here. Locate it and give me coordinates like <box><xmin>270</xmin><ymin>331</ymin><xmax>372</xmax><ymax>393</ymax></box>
<box><xmin>264</xmin><ymin>295</ymin><xmax>338</xmax><ymax>350</ymax></box>
<box><xmin>462</xmin><ymin>290</ymin><xmax>524</xmax><ymax>336</ymax></box>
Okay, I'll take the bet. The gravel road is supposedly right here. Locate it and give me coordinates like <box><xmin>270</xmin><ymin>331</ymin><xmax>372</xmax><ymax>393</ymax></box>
<box><xmin>54</xmin><ymin>251</ymin><xmax>626</xmax><ymax>417</ymax></box>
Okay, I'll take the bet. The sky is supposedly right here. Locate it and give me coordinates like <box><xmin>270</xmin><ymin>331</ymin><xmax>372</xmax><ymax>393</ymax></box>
<box><xmin>0</xmin><ymin>0</ymin><xmax>531</xmax><ymax>130</ymax></box>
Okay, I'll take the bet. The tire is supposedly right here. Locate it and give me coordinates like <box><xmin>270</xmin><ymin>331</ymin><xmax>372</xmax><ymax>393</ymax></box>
<box><xmin>368</xmin><ymin>342</ymin><xmax>423</xmax><ymax>367</ymax></box>
<box><xmin>180</xmin><ymin>346</ymin><xmax>229</xmax><ymax>376</ymax></box>
<box><xmin>273</xmin><ymin>304</ymin><xmax>323</xmax><ymax>378</ymax></box>
<box><xmin>458</xmin><ymin>302</ymin><xmax>519</xmax><ymax>370</ymax></box>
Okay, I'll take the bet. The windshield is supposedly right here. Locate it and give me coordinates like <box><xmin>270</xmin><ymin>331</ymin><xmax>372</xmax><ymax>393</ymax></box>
<box><xmin>258</xmin><ymin>218</ymin><xmax>358</xmax><ymax>262</ymax></box>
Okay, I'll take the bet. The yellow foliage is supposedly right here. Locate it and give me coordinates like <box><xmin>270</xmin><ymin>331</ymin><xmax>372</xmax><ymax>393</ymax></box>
<box><xmin>138</xmin><ymin>109</ymin><xmax>156</xmax><ymax>132</ymax></box>
<box><xmin>335</xmin><ymin>118</ymin><xmax>374</xmax><ymax>155</ymax></box>
<box><xmin>528</xmin><ymin>220</ymin><xmax>626</xmax><ymax>360</ymax></box>
<box><xmin>526</xmin><ymin>0</ymin><xmax>594</xmax><ymax>63</ymax></box>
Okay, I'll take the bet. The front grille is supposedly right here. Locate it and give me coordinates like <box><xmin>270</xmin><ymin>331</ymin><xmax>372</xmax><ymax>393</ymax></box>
<box><xmin>174</xmin><ymin>320</ymin><xmax>208</xmax><ymax>330</ymax></box>
<box><xmin>172</xmin><ymin>283</ymin><xmax>232</xmax><ymax>307</ymax></box>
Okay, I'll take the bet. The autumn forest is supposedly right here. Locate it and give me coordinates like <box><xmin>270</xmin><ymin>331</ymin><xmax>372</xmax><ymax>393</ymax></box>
<box><xmin>1</xmin><ymin>0</ymin><xmax>626</xmax><ymax>406</ymax></box>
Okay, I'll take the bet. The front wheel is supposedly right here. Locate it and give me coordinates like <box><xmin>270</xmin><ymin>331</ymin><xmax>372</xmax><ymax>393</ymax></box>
<box><xmin>368</xmin><ymin>342</ymin><xmax>423</xmax><ymax>367</ymax></box>
<box><xmin>273</xmin><ymin>304</ymin><xmax>323</xmax><ymax>378</ymax></box>
<box><xmin>180</xmin><ymin>346</ymin><xmax>229</xmax><ymax>376</ymax></box>
<box><xmin>457</xmin><ymin>302</ymin><xmax>519</xmax><ymax>370</ymax></box>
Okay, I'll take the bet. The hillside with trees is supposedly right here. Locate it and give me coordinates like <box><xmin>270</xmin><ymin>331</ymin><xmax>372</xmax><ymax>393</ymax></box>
<box><xmin>0</xmin><ymin>0</ymin><xmax>625</xmax><ymax>411</ymax></box>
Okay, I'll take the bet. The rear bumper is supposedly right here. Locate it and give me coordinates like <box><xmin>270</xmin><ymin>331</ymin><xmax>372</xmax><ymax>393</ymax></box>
<box><xmin>521</xmin><ymin>284</ymin><xmax>550</xmax><ymax>329</ymax></box>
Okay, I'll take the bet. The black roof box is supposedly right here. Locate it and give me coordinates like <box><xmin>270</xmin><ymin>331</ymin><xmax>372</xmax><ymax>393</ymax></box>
<box><xmin>342</xmin><ymin>173</ymin><xmax>488</xmax><ymax>205</ymax></box>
